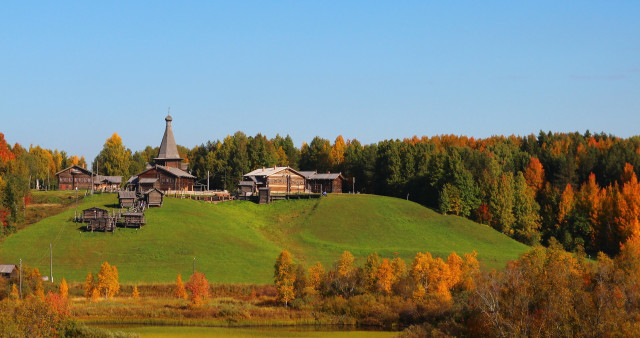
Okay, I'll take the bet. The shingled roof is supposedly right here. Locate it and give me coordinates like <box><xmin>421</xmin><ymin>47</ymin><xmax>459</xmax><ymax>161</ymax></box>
<box><xmin>309</xmin><ymin>173</ymin><xmax>344</xmax><ymax>180</ymax></box>
<box><xmin>155</xmin><ymin>114</ymin><xmax>181</xmax><ymax>160</ymax></box>
<box><xmin>0</xmin><ymin>264</ymin><xmax>16</xmax><ymax>274</ymax></box>
<box><xmin>55</xmin><ymin>165</ymin><xmax>94</xmax><ymax>176</ymax></box>
<box><xmin>94</xmin><ymin>175</ymin><xmax>122</xmax><ymax>184</ymax></box>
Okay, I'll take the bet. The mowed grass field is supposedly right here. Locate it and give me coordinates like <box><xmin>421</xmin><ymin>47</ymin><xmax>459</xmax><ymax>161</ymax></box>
<box><xmin>0</xmin><ymin>193</ymin><xmax>529</xmax><ymax>284</ymax></box>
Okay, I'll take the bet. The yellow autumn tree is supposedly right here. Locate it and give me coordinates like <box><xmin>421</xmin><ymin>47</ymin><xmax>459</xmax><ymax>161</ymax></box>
<box><xmin>59</xmin><ymin>278</ymin><xmax>68</xmax><ymax>300</ymax></box>
<box><xmin>94</xmin><ymin>133</ymin><xmax>131</xmax><ymax>177</ymax></box>
<box><xmin>10</xmin><ymin>284</ymin><xmax>19</xmax><ymax>300</ymax></box>
<box><xmin>447</xmin><ymin>252</ymin><xmax>464</xmax><ymax>289</ymax></box>
<box><xmin>83</xmin><ymin>272</ymin><xmax>94</xmax><ymax>298</ymax></box>
<box><xmin>376</xmin><ymin>258</ymin><xmax>395</xmax><ymax>295</ymax></box>
<box><xmin>329</xmin><ymin>135</ymin><xmax>346</xmax><ymax>171</ymax></box>
<box><xmin>461</xmin><ymin>251</ymin><xmax>480</xmax><ymax>290</ymax></box>
<box><xmin>97</xmin><ymin>262</ymin><xmax>120</xmax><ymax>299</ymax></box>
<box><xmin>307</xmin><ymin>262</ymin><xmax>325</xmax><ymax>293</ymax></box>
<box><xmin>411</xmin><ymin>252</ymin><xmax>433</xmax><ymax>299</ymax></box>
<box><xmin>335</xmin><ymin>251</ymin><xmax>357</xmax><ymax>297</ymax></box>
<box><xmin>274</xmin><ymin>249</ymin><xmax>296</xmax><ymax>306</ymax></box>
<box><xmin>410</xmin><ymin>251</ymin><xmax>453</xmax><ymax>301</ymax></box>
<box><xmin>275</xmin><ymin>146</ymin><xmax>289</xmax><ymax>166</ymax></box>
<box><xmin>132</xmin><ymin>286</ymin><xmax>140</xmax><ymax>300</ymax></box>
<box><xmin>363</xmin><ymin>252</ymin><xmax>381</xmax><ymax>292</ymax></box>
<box><xmin>91</xmin><ymin>288</ymin><xmax>100</xmax><ymax>302</ymax></box>
<box><xmin>174</xmin><ymin>274</ymin><xmax>188</xmax><ymax>299</ymax></box>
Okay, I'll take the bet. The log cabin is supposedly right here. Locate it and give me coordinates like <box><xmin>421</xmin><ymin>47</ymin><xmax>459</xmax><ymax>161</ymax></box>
<box><xmin>306</xmin><ymin>172</ymin><xmax>345</xmax><ymax>193</ymax></box>
<box><xmin>55</xmin><ymin>165</ymin><xmax>95</xmax><ymax>190</ymax></box>
<box><xmin>118</xmin><ymin>191</ymin><xmax>137</xmax><ymax>208</ymax></box>
<box><xmin>0</xmin><ymin>264</ymin><xmax>18</xmax><ymax>279</ymax></box>
<box><xmin>118</xmin><ymin>212</ymin><xmax>145</xmax><ymax>228</ymax></box>
<box><xmin>241</xmin><ymin>167</ymin><xmax>307</xmax><ymax>194</ymax></box>
<box><xmin>93</xmin><ymin>175</ymin><xmax>122</xmax><ymax>191</ymax></box>
<box><xmin>144</xmin><ymin>187</ymin><xmax>164</xmax><ymax>207</ymax></box>
<box><xmin>82</xmin><ymin>207</ymin><xmax>109</xmax><ymax>222</ymax></box>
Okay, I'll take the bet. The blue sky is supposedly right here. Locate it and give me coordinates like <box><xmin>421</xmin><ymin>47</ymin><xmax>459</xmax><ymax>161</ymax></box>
<box><xmin>1</xmin><ymin>1</ymin><xmax>638</xmax><ymax>163</ymax></box>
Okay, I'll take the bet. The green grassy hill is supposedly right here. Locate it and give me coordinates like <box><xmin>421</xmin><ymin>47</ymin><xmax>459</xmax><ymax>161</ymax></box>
<box><xmin>0</xmin><ymin>193</ymin><xmax>529</xmax><ymax>284</ymax></box>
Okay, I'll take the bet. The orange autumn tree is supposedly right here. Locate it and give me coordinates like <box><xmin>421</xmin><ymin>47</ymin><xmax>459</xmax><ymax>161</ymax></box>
<box><xmin>59</xmin><ymin>278</ymin><xmax>68</xmax><ymax>300</ymax></box>
<box><xmin>557</xmin><ymin>183</ymin><xmax>576</xmax><ymax>233</ymax></box>
<box><xmin>447</xmin><ymin>252</ymin><xmax>464</xmax><ymax>290</ymax></box>
<box><xmin>524</xmin><ymin>157</ymin><xmax>546</xmax><ymax>193</ymax></box>
<box><xmin>185</xmin><ymin>271</ymin><xmax>210</xmax><ymax>307</ymax></box>
<box><xmin>616</xmin><ymin>163</ymin><xmax>640</xmax><ymax>241</ymax></box>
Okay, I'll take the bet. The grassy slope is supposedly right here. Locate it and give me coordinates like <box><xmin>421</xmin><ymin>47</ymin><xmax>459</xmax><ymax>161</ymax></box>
<box><xmin>0</xmin><ymin>193</ymin><xmax>529</xmax><ymax>284</ymax></box>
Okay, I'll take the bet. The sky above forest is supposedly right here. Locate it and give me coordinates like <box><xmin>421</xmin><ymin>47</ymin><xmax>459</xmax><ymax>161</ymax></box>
<box><xmin>1</xmin><ymin>1</ymin><xmax>639</xmax><ymax>163</ymax></box>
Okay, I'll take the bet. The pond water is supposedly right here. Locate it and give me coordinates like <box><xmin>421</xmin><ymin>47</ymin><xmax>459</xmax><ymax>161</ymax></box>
<box><xmin>96</xmin><ymin>325</ymin><xmax>399</xmax><ymax>338</ymax></box>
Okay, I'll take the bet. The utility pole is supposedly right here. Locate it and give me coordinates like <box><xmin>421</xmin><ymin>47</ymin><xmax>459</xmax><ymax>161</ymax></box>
<box><xmin>75</xmin><ymin>187</ymin><xmax>78</xmax><ymax>221</ymax></box>
<box><xmin>193</xmin><ymin>257</ymin><xmax>196</xmax><ymax>274</ymax></box>
<box><xmin>352</xmin><ymin>176</ymin><xmax>355</xmax><ymax>194</ymax></box>
<box><xmin>50</xmin><ymin>243</ymin><xmax>53</xmax><ymax>283</ymax></box>
<box><xmin>19</xmin><ymin>259</ymin><xmax>22</xmax><ymax>299</ymax></box>
<box><xmin>207</xmin><ymin>170</ymin><xmax>209</xmax><ymax>191</ymax></box>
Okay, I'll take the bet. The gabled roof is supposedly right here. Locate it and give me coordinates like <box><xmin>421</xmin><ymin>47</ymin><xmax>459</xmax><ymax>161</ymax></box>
<box><xmin>118</xmin><ymin>191</ymin><xmax>137</xmax><ymax>199</ymax></box>
<box><xmin>139</xmin><ymin>178</ymin><xmax>158</xmax><ymax>184</ymax></box>
<box><xmin>55</xmin><ymin>165</ymin><xmax>94</xmax><ymax>176</ymax></box>
<box><xmin>0</xmin><ymin>264</ymin><xmax>16</xmax><ymax>274</ymax></box>
<box><xmin>132</xmin><ymin>165</ymin><xmax>196</xmax><ymax>180</ymax></box>
<box><xmin>94</xmin><ymin>175</ymin><xmax>123</xmax><ymax>184</ymax></box>
<box><xmin>309</xmin><ymin>172</ymin><xmax>344</xmax><ymax>180</ymax></box>
<box><xmin>158</xmin><ymin>165</ymin><xmax>196</xmax><ymax>179</ymax></box>
<box><xmin>155</xmin><ymin>114</ymin><xmax>182</xmax><ymax>160</ymax></box>
<box><xmin>82</xmin><ymin>207</ymin><xmax>108</xmax><ymax>212</ymax></box>
<box><xmin>298</xmin><ymin>171</ymin><xmax>317</xmax><ymax>179</ymax></box>
<box><xmin>126</xmin><ymin>176</ymin><xmax>138</xmax><ymax>185</ymax></box>
<box><xmin>144</xmin><ymin>187</ymin><xmax>165</xmax><ymax>195</ymax></box>
<box><xmin>244</xmin><ymin>166</ymin><xmax>304</xmax><ymax>178</ymax></box>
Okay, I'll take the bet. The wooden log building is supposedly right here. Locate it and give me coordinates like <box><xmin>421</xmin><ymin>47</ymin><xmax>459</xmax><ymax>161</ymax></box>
<box><xmin>81</xmin><ymin>207</ymin><xmax>116</xmax><ymax>232</ymax></box>
<box><xmin>306</xmin><ymin>172</ymin><xmax>345</xmax><ymax>194</ymax></box>
<box><xmin>93</xmin><ymin>175</ymin><xmax>122</xmax><ymax>191</ymax></box>
<box><xmin>144</xmin><ymin>187</ymin><xmax>164</xmax><ymax>207</ymax></box>
<box><xmin>240</xmin><ymin>167</ymin><xmax>307</xmax><ymax>195</ymax></box>
<box><xmin>118</xmin><ymin>191</ymin><xmax>137</xmax><ymax>208</ymax></box>
<box><xmin>118</xmin><ymin>212</ymin><xmax>145</xmax><ymax>228</ymax></box>
<box><xmin>127</xmin><ymin>114</ymin><xmax>196</xmax><ymax>195</ymax></box>
<box><xmin>0</xmin><ymin>264</ymin><xmax>18</xmax><ymax>279</ymax></box>
<box><xmin>55</xmin><ymin>165</ymin><xmax>95</xmax><ymax>190</ymax></box>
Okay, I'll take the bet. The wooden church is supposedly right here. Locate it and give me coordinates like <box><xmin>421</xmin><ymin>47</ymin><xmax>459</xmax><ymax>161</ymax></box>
<box><xmin>127</xmin><ymin>114</ymin><xmax>196</xmax><ymax>193</ymax></box>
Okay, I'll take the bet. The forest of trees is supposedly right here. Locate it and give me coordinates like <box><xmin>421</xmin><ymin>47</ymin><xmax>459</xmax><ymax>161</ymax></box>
<box><xmin>3</xmin><ymin>130</ymin><xmax>640</xmax><ymax>256</ymax></box>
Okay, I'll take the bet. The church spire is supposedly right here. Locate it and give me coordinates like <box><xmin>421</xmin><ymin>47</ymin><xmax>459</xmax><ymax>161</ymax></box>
<box><xmin>156</xmin><ymin>113</ymin><xmax>181</xmax><ymax>161</ymax></box>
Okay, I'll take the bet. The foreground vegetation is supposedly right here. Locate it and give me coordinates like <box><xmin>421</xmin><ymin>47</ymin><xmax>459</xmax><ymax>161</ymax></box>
<box><xmin>0</xmin><ymin>193</ymin><xmax>528</xmax><ymax>283</ymax></box>
<box><xmin>4</xmin><ymin>239</ymin><xmax>640</xmax><ymax>337</ymax></box>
